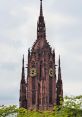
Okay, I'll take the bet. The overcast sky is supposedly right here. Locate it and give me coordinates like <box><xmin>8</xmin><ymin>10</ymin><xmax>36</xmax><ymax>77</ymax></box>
<box><xmin>0</xmin><ymin>0</ymin><xmax>82</xmax><ymax>106</ymax></box>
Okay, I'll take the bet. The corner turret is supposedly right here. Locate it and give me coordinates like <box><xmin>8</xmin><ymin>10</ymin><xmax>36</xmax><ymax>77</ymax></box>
<box><xmin>19</xmin><ymin>55</ymin><xmax>27</xmax><ymax>108</ymax></box>
<box><xmin>56</xmin><ymin>55</ymin><xmax>63</xmax><ymax>105</ymax></box>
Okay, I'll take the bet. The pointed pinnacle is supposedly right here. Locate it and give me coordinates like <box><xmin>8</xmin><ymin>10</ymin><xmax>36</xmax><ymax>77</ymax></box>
<box><xmin>22</xmin><ymin>54</ymin><xmax>24</xmax><ymax>67</ymax></box>
<box><xmin>59</xmin><ymin>55</ymin><xmax>60</xmax><ymax>67</ymax></box>
<box><xmin>58</xmin><ymin>55</ymin><xmax>61</xmax><ymax>80</ymax></box>
<box><xmin>21</xmin><ymin>54</ymin><xmax>25</xmax><ymax>82</ymax></box>
<box><xmin>40</xmin><ymin>0</ymin><xmax>43</xmax><ymax>16</ymax></box>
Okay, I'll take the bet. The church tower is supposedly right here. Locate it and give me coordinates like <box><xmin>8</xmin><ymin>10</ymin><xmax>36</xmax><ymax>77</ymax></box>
<box><xmin>19</xmin><ymin>0</ymin><xmax>63</xmax><ymax>110</ymax></box>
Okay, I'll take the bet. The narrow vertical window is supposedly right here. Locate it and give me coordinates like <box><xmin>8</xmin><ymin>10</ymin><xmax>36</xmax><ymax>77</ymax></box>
<box><xmin>32</xmin><ymin>78</ymin><xmax>36</xmax><ymax>104</ymax></box>
<box><xmin>49</xmin><ymin>78</ymin><xmax>52</xmax><ymax>104</ymax></box>
<box><xmin>38</xmin><ymin>83</ymin><xmax>41</xmax><ymax>105</ymax></box>
<box><xmin>40</xmin><ymin>61</ymin><xmax>42</xmax><ymax>80</ymax></box>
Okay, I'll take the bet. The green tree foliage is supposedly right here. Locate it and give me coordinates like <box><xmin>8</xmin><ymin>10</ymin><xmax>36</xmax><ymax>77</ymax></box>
<box><xmin>0</xmin><ymin>95</ymin><xmax>82</xmax><ymax>117</ymax></box>
<box><xmin>0</xmin><ymin>105</ymin><xmax>17</xmax><ymax>117</ymax></box>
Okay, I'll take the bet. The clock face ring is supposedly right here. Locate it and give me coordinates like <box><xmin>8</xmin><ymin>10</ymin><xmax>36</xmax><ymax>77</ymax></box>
<box><xmin>30</xmin><ymin>68</ymin><xmax>37</xmax><ymax>77</ymax></box>
<box><xmin>49</xmin><ymin>68</ymin><xmax>53</xmax><ymax>77</ymax></box>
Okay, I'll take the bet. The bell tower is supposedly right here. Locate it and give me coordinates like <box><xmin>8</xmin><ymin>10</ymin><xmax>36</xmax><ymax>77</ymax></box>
<box><xmin>26</xmin><ymin>0</ymin><xmax>57</xmax><ymax>110</ymax></box>
<box><xmin>19</xmin><ymin>0</ymin><xmax>63</xmax><ymax>110</ymax></box>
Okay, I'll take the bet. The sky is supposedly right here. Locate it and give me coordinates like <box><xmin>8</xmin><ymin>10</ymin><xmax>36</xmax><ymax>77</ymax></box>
<box><xmin>0</xmin><ymin>0</ymin><xmax>82</xmax><ymax>106</ymax></box>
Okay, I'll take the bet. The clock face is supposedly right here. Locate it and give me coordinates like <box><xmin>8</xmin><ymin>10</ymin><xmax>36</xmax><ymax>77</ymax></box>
<box><xmin>49</xmin><ymin>68</ymin><xmax>53</xmax><ymax>77</ymax></box>
<box><xmin>30</xmin><ymin>68</ymin><xmax>37</xmax><ymax>77</ymax></box>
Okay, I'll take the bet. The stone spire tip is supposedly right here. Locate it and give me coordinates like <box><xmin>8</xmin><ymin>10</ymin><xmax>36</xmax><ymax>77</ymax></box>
<box><xmin>40</xmin><ymin>0</ymin><xmax>43</xmax><ymax>16</ymax></box>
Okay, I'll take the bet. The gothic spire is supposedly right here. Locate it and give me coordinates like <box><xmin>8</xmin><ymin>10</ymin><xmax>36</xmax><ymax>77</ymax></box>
<box><xmin>19</xmin><ymin>55</ymin><xmax>27</xmax><ymax>108</ymax></box>
<box><xmin>37</xmin><ymin>0</ymin><xmax>46</xmax><ymax>39</ymax></box>
<box><xmin>56</xmin><ymin>55</ymin><xmax>63</xmax><ymax>105</ymax></box>
<box><xmin>58</xmin><ymin>55</ymin><xmax>61</xmax><ymax>80</ymax></box>
<box><xmin>59</xmin><ymin>55</ymin><xmax>60</xmax><ymax>68</ymax></box>
<box><xmin>40</xmin><ymin>0</ymin><xmax>43</xmax><ymax>16</ymax></box>
<box><xmin>21</xmin><ymin>55</ymin><xmax>25</xmax><ymax>83</ymax></box>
